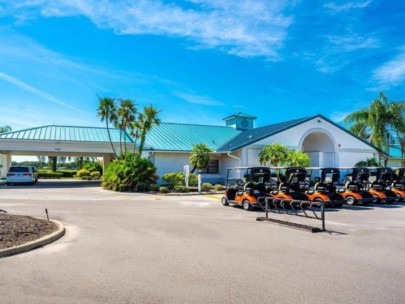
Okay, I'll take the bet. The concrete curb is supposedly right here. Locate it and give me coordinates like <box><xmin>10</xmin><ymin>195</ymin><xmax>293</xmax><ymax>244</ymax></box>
<box><xmin>0</xmin><ymin>219</ymin><xmax>65</xmax><ymax>258</ymax></box>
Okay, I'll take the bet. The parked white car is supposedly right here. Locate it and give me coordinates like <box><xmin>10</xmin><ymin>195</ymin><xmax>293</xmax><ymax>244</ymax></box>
<box><xmin>6</xmin><ymin>166</ymin><xmax>39</xmax><ymax>185</ymax></box>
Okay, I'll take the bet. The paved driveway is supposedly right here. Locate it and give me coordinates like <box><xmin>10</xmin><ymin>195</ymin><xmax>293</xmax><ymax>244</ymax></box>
<box><xmin>1</xmin><ymin>181</ymin><xmax>405</xmax><ymax>303</ymax></box>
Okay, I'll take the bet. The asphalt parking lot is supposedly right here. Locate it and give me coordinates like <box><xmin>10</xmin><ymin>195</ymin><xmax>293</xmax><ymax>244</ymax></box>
<box><xmin>1</xmin><ymin>180</ymin><xmax>405</xmax><ymax>304</ymax></box>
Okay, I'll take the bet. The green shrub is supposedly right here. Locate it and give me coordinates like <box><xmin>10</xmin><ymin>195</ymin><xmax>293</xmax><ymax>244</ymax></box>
<box><xmin>188</xmin><ymin>173</ymin><xmax>198</xmax><ymax>186</ymax></box>
<box><xmin>57</xmin><ymin>169</ymin><xmax>78</xmax><ymax>177</ymax></box>
<box><xmin>214</xmin><ymin>184</ymin><xmax>225</xmax><ymax>191</ymax></box>
<box><xmin>77</xmin><ymin>169</ymin><xmax>91</xmax><ymax>178</ymax></box>
<box><xmin>174</xmin><ymin>185</ymin><xmax>189</xmax><ymax>193</ymax></box>
<box><xmin>162</xmin><ymin>172</ymin><xmax>183</xmax><ymax>187</ymax></box>
<box><xmin>162</xmin><ymin>172</ymin><xmax>198</xmax><ymax>187</ymax></box>
<box><xmin>149</xmin><ymin>184</ymin><xmax>160</xmax><ymax>191</ymax></box>
<box><xmin>38</xmin><ymin>172</ymin><xmax>63</xmax><ymax>179</ymax></box>
<box><xmin>201</xmin><ymin>182</ymin><xmax>213</xmax><ymax>192</ymax></box>
<box><xmin>102</xmin><ymin>154</ymin><xmax>158</xmax><ymax>192</ymax></box>
<box><xmin>159</xmin><ymin>186</ymin><xmax>170</xmax><ymax>193</ymax></box>
<box><xmin>90</xmin><ymin>171</ymin><xmax>101</xmax><ymax>180</ymax></box>
<box><xmin>83</xmin><ymin>161</ymin><xmax>103</xmax><ymax>174</ymax></box>
<box><xmin>81</xmin><ymin>176</ymin><xmax>93</xmax><ymax>180</ymax></box>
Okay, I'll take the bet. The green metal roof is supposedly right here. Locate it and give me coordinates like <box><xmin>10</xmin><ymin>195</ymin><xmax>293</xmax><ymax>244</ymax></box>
<box><xmin>218</xmin><ymin>116</ymin><xmax>312</xmax><ymax>151</ymax></box>
<box><xmin>144</xmin><ymin>122</ymin><xmax>241</xmax><ymax>151</ymax></box>
<box><xmin>218</xmin><ymin>114</ymin><xmax>382</xmax><ymax>153</ymax></box>
<box><xmin>0</xmin><ymin>125</ymin><xmax>133</xmax><ymax>143</ymax></box>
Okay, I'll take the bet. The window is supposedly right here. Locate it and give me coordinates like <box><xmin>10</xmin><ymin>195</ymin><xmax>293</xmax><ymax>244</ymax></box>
<box><xmin>199</xmin><ymin>160</ymin><xmax>219</xmax><ymax>174</ymax></box>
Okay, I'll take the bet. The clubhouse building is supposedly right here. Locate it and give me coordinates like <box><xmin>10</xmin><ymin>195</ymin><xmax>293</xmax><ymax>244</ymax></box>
<box><xmin>0</xmin><ymin>113</ymin><xmax>383</xmax><ymax>183</ymax></box>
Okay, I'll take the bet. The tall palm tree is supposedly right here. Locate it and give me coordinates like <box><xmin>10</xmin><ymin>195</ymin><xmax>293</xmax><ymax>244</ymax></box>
<box><xmin>117</xmin><ymin>98</ymin><xmax>137</xmax><ymax>155</ymax></box>
<box><xmin>259</xmin><ymin>143</ymin><xmax>288</xmax><ymax>166</ymax></box>
<box><xmin>128</xmin><ymin>120</ymin><xmax>141</xmax><ymax>154</ymax></box>
<box><xmin>189</xmin><ymin>144</ymin><xmax>213</xmax><ymax>173</ymax></box>
<box><xmin>97</xmin><ymin>97</ymin><xmax>118</xmax><ymax>158</ymax></box>
<box><xmin>138</xmin><ymin>105</ymin><xmax>161</xmax><ymax>157</ymax></box>
<box><xmin>344</xmin><ymin>92</ymin><xmax>405</xmax><ymax>154</ymax></box>
<box><xmin>0</xmin><ymin>125</ymin><xmax>11</xmax><ymax>133</ymax></box>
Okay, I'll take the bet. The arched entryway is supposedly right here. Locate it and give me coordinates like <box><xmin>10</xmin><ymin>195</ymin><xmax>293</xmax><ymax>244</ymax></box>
<box><xmin>301</xmin><ymin>131</ymin><xmax>336</xmax><ymax>167</ymax></box>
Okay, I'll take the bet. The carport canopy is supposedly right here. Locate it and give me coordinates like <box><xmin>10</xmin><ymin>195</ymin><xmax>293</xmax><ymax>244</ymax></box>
<box><xmin>0</xmin><ymin>125</ymin><xmax>134</xmax><ymax>173</ymax></box>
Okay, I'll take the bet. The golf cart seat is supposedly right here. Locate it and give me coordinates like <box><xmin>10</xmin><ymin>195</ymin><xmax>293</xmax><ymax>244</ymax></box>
<box><xmin>393</xmin><ymin>182</ymin><xmax>404</xmax><ymax>190</ymax></box>
<box><xmin>314</xmin><ymin>182</ymin><xmax>328</xmax><ymax>193</ymax></box>
<box><xmin>345</xmin><ymin>181</ymin><xmax>359</xmax><ymax>192</ymax></box>
<box><xmin>371</xmin><ymin>182</ymin><xmax>383</xmax><ymax>191</ymax></box>
<box><xmin>278</xmin><ymin>182</ymin><xmax>290</xmax><ymax>193</ymax></box>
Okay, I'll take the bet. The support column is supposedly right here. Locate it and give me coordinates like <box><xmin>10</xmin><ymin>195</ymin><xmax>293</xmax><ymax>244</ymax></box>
<box><xmin>102</xmin><ymin>154</ymin><xmax>114</xmax><ymax>175</ymax></box>
<box><xmin>0</xmin><ymin>153</ymin><xmax>12</xmax><ymax>177</ymax></box>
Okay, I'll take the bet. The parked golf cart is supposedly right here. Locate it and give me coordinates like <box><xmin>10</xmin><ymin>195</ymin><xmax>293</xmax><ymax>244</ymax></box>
<box><xmin>327</xmin><ymin>168</ymin><xmax>374</xmax><ymax>205</ymax></box>
<box><xmin>352</xmin><ymin>168</ymin><xmax>396</xmax><ymax>203</ymax></box>
<box><xmin>270</xmin><ymin>167</ymin><xmax>309</xmax><ymax>202</ymax></box>
<box><xmin>376</xmin><ymin>167</ymin><xmax>405</xmax><ymax>202</ymax></box>
<box><xmin>306</xmin><ymin>168</ymin><xmax>345</xmax><ymax>207</ymax></box>
<box><xmin>221</xmin><ymin>167</ymin><xmax>272</xmax><ymax>211</ymax></box>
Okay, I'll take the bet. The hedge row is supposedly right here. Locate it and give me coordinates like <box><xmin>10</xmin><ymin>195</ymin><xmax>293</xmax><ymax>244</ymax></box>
<box><xmin>38</xmin><ymin>172</ymin><xmax>64</xmax><ymax>179</ymax></box>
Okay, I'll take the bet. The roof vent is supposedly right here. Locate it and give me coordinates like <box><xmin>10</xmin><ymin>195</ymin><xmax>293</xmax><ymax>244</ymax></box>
<box><xmin>222</xmin><ymin>112</ymin><xmax>256</xmax><ymax>131</ymax></box>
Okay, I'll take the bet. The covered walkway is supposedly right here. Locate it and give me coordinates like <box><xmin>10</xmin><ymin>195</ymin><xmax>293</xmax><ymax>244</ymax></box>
<box><xmin>0</xmin><ymin>125</ymin><xmax>134</xmax><ymax>175</ymax></box>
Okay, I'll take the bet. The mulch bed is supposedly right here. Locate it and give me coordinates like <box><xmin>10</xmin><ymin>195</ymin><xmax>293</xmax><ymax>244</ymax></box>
<box><xmin>0</xmin><ymin>213</ymin><xmax>58</xmax><ymax>250</ymax></box>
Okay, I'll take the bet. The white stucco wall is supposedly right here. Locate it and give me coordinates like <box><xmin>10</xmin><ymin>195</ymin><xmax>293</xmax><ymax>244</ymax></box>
<box><xmin>241</xmin><ymin>117</ymin><xmax>378</xmax><ymax>167</ymax></box>
<box><xmin>152</xmin><ymin>152</ymin><xmax>233</xmax><ymax>184</ymax></box>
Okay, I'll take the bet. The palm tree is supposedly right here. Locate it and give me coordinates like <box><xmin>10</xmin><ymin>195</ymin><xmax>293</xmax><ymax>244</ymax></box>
<box><xmin>285</xmin><ymin>150</ymin><xmax>311</xmax><ymax>167</ymax></box>
<box><xmin>344</xmin><ymin>92</ymin><xmax>405</xmax><ymax>154</ymax></box>
<box><xmin>259</xmin><ymin>143</ymin><xmax>288</xmax><ymax>166</ymax></box>
<box><xmin>128</xmin><ymin>121</ymin><xmax>141</xmax><ymax>154</ymax></box>
<box><xmin>0</xmin><ymin>125</ymin><xmax>11</xmax><ymax>133</ymax></box>
<box><xmin>138</xmin><ymin>105</ymin><xmax>161</xmax><ymax>157</ymax></box>
<box><xmin>189</xmin><ymin>144</ymin><xmax>213</xmax><ymax>173</ymax></box>
<box><xmin>117</xmin><ymin>98</ymin><xmax>137</xmax><ymax>155</ymax></box>
<box><xmin>97</xmin><ymin>97</ymin><xmax>118</xmax><ymax>158</ymax></box>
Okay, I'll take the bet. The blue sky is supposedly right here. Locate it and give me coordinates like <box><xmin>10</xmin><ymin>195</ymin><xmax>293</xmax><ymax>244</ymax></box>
<box><xmin>0</xmin><ymin>0</ymin><xmax>405</xmax><ymax>132</ymax></box>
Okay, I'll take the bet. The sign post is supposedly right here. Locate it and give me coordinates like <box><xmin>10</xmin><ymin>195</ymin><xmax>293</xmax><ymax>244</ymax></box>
<box><xmin>198</xmin><ymin>174</ymin><xmax>202</xmax><ymax>193</ymax></box>
<box><xmin>183</xmin><ymin>165</ymin><xmax>190</xmax><ymax>187</ymax></box>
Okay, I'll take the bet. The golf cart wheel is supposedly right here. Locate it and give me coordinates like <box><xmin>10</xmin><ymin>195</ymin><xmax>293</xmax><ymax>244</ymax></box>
<box><xmin>372</xmin><ymin>195</ymin><xmax>380</xmax><ymax>204</ymax></box>
<box><xmin>221</xmin><ymin>197</ymin><xmax>229</xmax><ymax>206</ymax></box>
<box><xmin>242</xmin><ymin>199</ymin><xmax>251</xmax><ymax>211</ymax></box>
<box><xmin>345</xmin><ymin>196</ymin><xmax>356</xmax><ymax>206</ymax></box>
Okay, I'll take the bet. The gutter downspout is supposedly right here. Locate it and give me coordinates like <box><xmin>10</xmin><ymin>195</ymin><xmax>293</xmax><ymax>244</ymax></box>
<box><xmin>227</xmin><ymin>151</ymin><xmax>241</xmax><ymax>167</ymax></box>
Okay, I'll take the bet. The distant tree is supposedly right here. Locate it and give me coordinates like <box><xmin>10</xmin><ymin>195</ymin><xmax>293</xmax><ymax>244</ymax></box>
<box><xmin>189</xmin><ymin>144</ymin><xmax>213</xmax><ymax>173</ymax></box>
<box><xmin>285</xmin><ymin>150</ymin><xmax>311</xmax><ymax>167</ymax></box>
<box><xmin>97</xmin><ymin>97</ymin><xmax>118</xmax><ymax>158</ymax></box>
<box><xmin>259</xmin><ymin>143</ymin><xmax>288</xmax><ymax>166</ymax></box>
<box><xmin>0</xmin><ymin>125</ymin><xmax>11</xmax><ymax>133</ymax></box>
<box><xmin>48</xmin><ymin>156</ymin><xmax>57</xmax><ymax>172</ymax></box>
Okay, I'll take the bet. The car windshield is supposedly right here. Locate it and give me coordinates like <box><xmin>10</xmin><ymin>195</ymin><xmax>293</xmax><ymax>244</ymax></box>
<box><xmin>9</xmin><ymin>167</ymin><xmax>30</xmax><ymax>172</ymax></box>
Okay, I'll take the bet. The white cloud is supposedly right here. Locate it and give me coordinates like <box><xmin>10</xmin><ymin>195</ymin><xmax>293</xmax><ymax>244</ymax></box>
<box><xmin>0</xmin><ymin>71</ymin><xmax>84</xmax><ymax>113</ymax></box>
<box><xmin>0</xmin><ymin>0</ymin><xmax>294</xmax><ymax>59</ymax></box>
<box><xmin>175</xmin><ymin>92</ymin><xmax>223</xmax><ymax>106</ymax></box>
<box><xmin>314</xmin><ymin>34</ymin><xmax>380</xmax><ymax>73</ymax></box>
<box><xmin>326</xmin><ymin>35</ymin><xmax>380</xmax><ymax>52</ymax></box>
<box><xmin>324</xmin><ymin>1</ymin><xmax>372</xmax><ymax>13</ymax></box>
<box><xmin>373</xmin><ymin>51</ymin><xmax>405</xmax><ymax>85</ymax></box>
